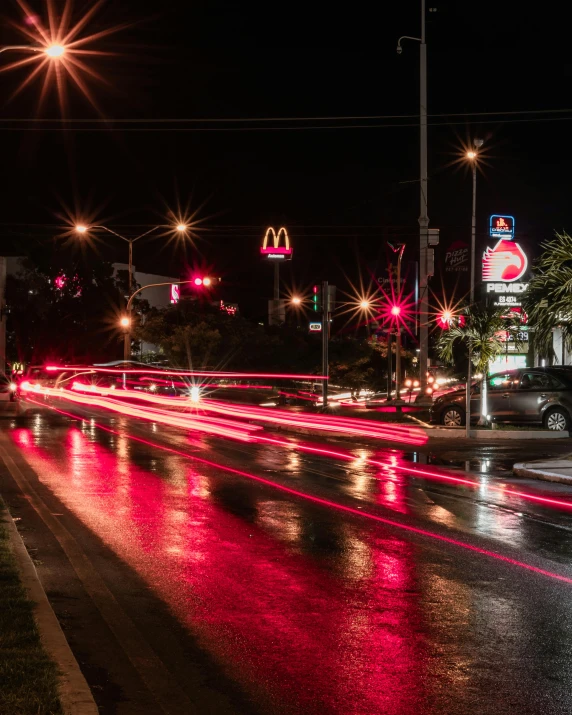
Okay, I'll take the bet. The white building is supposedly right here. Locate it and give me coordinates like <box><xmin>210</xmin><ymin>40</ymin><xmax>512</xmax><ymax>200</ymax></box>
<box><xmin>113</xmin><ymin>263</ymin><xmax>179</xmax><ymax>357</ymax></box>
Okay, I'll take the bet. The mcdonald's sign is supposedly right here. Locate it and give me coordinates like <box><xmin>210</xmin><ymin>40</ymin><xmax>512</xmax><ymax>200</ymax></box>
<box><xmin>260</xmin><ymin>226</ymin><xmax>293</xmax><ymax>261</ymax></box>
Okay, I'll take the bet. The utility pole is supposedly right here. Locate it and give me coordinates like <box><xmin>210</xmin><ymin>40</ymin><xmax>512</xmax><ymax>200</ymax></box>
<box><xmin>0</xmin><ymin>257</ymin><xmax>6</xmax><ymax>375</ymax></box>
<box><xmin>398</xmin><ymin>0</ymin><xmax>430</xmax><ymax>403</ymax></box>
<box><xmin>124</xmin><ymin>240</ymin><xmax>133</xmax><ymax>362</ymax></box>
<box><xmin>465</xmin><ymin>138</ymin><xmax>483</xmax><ymax>437</ymax></box>
<box><xmin>418</xmin><ymin>0</ymin><xmax>430</xmax><ymax>401</ymax></box>
<box><xmin>395</xmin><ymin>244</ymin><xmax>405</xmax><ymax>403</ymax></box>
<box><xmin>322</xmin><ymin>280</ymin><xmax>329</xmax><ymax>408</ymax></box>
<box><xmin>273</xmin><ymin>262</ymin><xmax>280</xmax><ymax>325</ymax></box>
<box><xmin>386</xmin><ymin>330</ymin><xmax>392</xmax><ymax>401</ymax></box>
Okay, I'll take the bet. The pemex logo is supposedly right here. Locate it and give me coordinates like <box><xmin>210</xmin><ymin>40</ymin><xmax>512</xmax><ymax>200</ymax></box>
<box><xmin>482</xmin><ymin>239</ymin><xmax>528</xmax><ymax>282</ymax></box>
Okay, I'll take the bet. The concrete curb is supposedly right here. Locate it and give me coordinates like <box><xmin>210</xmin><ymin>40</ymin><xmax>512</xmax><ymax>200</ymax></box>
<box><xmin>4</xmin><ymin>511</ymin><xmax>98</xmax><ymax>715</ymax></box>
<box><xmin>424</xmin><ymin>427</ymin><xmax>570</xmax><ymax>440</ymax></box>
<box><xmin>513</xmin><ymin>462</ymin><xmax>572</xmax><ymax>484</ymax></box>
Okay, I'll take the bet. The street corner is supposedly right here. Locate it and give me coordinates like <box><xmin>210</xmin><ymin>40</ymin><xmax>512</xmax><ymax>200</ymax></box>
<box><xmin>514</xmin><ymin>458</ymin><xmax>572</xmax><ymax>484</ymax></box>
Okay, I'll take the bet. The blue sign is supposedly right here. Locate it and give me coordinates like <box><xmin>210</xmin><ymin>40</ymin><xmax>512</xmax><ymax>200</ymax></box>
<box><xmin>490</xmin><ymin>215</ymin><xmax>515</xmax><ymax>239</ymax></box>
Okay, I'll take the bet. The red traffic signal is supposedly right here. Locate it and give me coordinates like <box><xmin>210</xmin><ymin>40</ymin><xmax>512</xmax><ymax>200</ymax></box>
<box><xmin>191</xmin><ymin>276</ymin><xmax>220</xmax><ymax>288</ymax></box>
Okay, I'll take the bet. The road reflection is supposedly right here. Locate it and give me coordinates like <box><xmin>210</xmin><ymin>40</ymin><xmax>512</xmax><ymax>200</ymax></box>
<box><xmin>7</xmin><ymin>417</ymin><xmax>572</xmax><ymax>714</ymax></box>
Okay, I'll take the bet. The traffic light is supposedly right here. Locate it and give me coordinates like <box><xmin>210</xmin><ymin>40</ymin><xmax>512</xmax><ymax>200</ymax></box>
<box><xmin>312</xmin><ymin>285</ymin><xmax>320</xmax><ymax>313</ymax></box>
<box><xmin>192</xmin><ymin>276</ymin><xmax>220</xmax><ymax>288</ymax></box>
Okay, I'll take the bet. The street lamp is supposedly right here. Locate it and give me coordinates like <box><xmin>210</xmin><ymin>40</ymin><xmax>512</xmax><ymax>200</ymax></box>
<box><xmin>119</xmin><ymin>316</ymin><xmax>130</xmax><ymax>328</ymax></box>
<box><xmin>75</xmin><ymin>221</ymin><xmax>188</xmax><ymax>361</ymax></box>
<box><xmin>0</xmin><ymin>43</ymin><xmax>68</xmax><ymax>375</ymax></box>
<box><xmin>292</xmin><ymin>296</ymin><xmax>302</xmax><ymax>305</ymax></box>
<box><xmin>45</xmin><ymin>44</ymin><xmax>66</xmax><ymax>58</ymax></box>
<box><xmin>465</xmin><ymin>137</ymin><xmax>484</xmax><ymax>437</ymax></box>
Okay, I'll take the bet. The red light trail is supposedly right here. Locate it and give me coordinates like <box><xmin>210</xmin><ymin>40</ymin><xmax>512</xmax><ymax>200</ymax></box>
<box><xmin>21</xmin><ymin>382</ymin><xmax>572</xmax><ymax>511</ymax></box>
<box><xmin>58</xmin><ymin>382</ymin><xmax>427</xmax><ymax>446</ymax></box>
<box><xmin>44</xmin><ymin>365</ymin><xmax>328</xmax><ymax>380</ymax></box>
<box><xmin>23</xmin><ymin>396</ymin><xmax>572</xmax><ymax>587</ymax></box>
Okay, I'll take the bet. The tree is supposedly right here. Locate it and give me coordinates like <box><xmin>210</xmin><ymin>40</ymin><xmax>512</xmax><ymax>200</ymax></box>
<box><xmin>328</xmin><ymin>337</ymin><xmax>412</xmax><ymax>396</ymax></box>
<box><xmin>523</xmin><ymin>231</ymin><xmax>572</xmax><ymax>359</ymax></box>
<box><xmin>6</xmin><ymin>246</ymin><xmax>127</xmax><ymax>365</ymax></box>
<box><xmin>437</xmin><ymin>304</ymin><xmax>522</xmax><ymax>423</ymax></box>
<box><xmin>136</xmin><ymin>300</ymin><xmax>321</xmax><ymax>372</ymax></box>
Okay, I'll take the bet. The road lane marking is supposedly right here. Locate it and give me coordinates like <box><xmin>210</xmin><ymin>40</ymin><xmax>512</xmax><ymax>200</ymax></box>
<box><xmin>0</xmin><ymin>440</ymin><xmax>198</xmax><ymax>715</ymax></box>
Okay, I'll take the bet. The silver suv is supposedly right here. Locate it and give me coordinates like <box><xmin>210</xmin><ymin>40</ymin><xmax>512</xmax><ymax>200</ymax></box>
<box><xmin>430</xmin><ymin>367</ymin><xmax>572</xmax><ymax>431</ymax></box>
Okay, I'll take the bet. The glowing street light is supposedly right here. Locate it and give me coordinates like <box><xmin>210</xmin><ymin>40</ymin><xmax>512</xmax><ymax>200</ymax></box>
<box><xmin>291</xmin><ymin>296</ymin><xmax>302</xmax><ymax>305</ymax></box>
<box><xmin>45</xmin><ymin>44</ymin><xmax>66</xmax><ymax>58</ymax></box>
<box><xmin>176</xmin><ymin>223</ymin><xmax>187</xmax><ymax>232</ymax></box>
<box><xmin>75</xmin><ymin>224</ymin><xmax>87</xmax><ymax>234</ymax></box>
<box><xmin>119</xmin><ymin>316</ymin><xmax>130</xmax><ymax>328</ymax></box>
<box><xmin>466</xmin><ymin>150</ymin><xmax>477</xmax><ymax>160</ymax></box>
<box><xmin>360</xmin><ymin>300</ymin><xmax>371</xmax><ymax>310</ymax></box>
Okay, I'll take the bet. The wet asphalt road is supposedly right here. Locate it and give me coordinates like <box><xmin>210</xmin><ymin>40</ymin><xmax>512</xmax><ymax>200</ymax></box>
<box><xmin>2</xmin><ymin>405</ymin><xmax>572</xmax><ymax>714</ymax></box>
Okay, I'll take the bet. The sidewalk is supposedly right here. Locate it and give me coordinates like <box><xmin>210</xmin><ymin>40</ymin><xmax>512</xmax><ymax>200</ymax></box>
<box><xmin>513</xmin><ymin>456</ymin><xmax>572</xmax><ymax>484</ymax></box>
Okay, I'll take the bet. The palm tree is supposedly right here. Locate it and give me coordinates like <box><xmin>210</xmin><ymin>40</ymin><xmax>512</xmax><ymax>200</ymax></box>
<box><xmin>523</xmin><ymin>231</ymin><xmax>572</xmax><ymax>360</ymax></box>
<box><xmin>437</xmin><ymin>304</ymin><xmax>522</xmax><ymax>424</ymax></box>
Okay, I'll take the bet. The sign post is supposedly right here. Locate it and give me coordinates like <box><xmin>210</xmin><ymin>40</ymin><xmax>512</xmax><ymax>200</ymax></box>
<box><xmin>261</xmin><ymin>227</ymin><xmax>292</xmax><ymax>326</ymax></box>
<box><xmin>322</xmin><ymin>281</ymin><xmax>329</xmax><ymax>408</ymax></box>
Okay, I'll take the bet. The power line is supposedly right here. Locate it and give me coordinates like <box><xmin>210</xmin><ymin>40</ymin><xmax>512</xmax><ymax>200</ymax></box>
<box><xmin>1</xmin><ymin>115</ymin><xmax>572</xmax><ymax>131</ymax></box>
<box><xmin>1</xmin><ymin>107</ymin><xmax>571</xmax><ymax>123</ymax></box>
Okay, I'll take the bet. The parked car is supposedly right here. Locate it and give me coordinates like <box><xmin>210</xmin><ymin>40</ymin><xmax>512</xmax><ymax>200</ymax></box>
<box><xmin>430</xmin><ymin>366</ymin><xmax>572</xmax><ymax>431</ymax></box>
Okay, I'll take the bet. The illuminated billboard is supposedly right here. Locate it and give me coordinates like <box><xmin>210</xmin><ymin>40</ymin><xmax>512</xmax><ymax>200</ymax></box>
<box><xmin>483</xmin><ymin>236</ymin><xmax>529</xmax><ymax>308</ymax></box>
<box><xmin>260</xmin><ymin>226</ymin><xmax>293</xmax><ymax>261</ymax></box>
<box><xmin>482</xmin><ymin>239</ymin><xmax>528</xmax><ymax>282</ymax></box>
<box><xmin>490</xmin><ymin>215</ymin><xmax>515</xmax><ymax>239</ymax></box>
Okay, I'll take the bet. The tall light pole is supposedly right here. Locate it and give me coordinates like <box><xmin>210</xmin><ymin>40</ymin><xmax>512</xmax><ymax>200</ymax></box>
<box><xmin>0</xmin><ymin>43</ymin><xmax>66</xmax><ymax>374</ymax></box>
<box><xmin>398</xmin><ymin>0</ymin><xmax>430</xmax><ymax>402</ymax></box>
<box><xmin>465</xmin><ymin>138</ymin><xmax>484</xmax><ymax>437</ymax></box>
<box><xmin>75</xmin><ymin>223</ymin><xmax>188</xmax><ymax>361</ymax></box>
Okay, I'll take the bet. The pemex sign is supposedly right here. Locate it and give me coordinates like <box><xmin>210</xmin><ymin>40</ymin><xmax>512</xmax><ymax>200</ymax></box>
<box><xmin>482</xmin><ymin>217</ymin><xmax>529</xmax><ymax>307</ymax></box>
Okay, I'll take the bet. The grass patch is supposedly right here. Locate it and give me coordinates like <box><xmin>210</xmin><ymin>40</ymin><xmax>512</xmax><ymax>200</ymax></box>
<box><xmin>0</xmin><ymin>501</ymin><xmax>62</xmax><ymax>715</ymax></box>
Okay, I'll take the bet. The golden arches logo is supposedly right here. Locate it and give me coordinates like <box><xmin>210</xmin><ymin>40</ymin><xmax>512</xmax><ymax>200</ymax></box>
<box><xmin>262</xmin><ymin>226</ymin><xmax>290</xmax><ymax>250</ymax></box>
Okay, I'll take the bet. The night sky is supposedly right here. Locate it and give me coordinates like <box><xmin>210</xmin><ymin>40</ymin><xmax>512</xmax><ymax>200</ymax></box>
<box><xmin>2</xmin><ymin>0</ymin><xmax>571</xmax><ymax>318</ymax></box>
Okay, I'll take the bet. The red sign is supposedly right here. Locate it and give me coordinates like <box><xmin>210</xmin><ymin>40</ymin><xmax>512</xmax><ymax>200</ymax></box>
<box><xmin>482</xmin><ymin>239</ymin><xmax>528</xmax><ymax>282</ymax></box>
